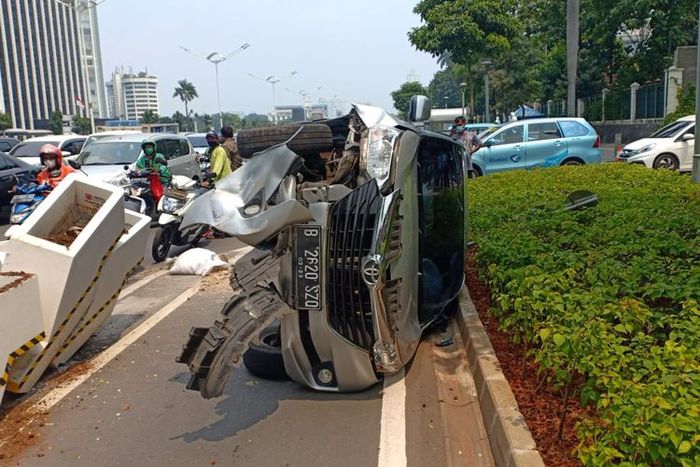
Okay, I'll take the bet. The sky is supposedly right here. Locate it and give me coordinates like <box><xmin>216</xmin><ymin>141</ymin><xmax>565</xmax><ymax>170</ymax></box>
<box><xmin>97</xmin><ymin>0</ymin><xmax>441</xmax><ymax>118</ymax></box>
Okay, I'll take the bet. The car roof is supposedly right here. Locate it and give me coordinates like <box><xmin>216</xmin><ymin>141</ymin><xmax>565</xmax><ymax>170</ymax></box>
<box><xmin>89</xmin><ymin>133</ymin><xmax>182</xmax><ymax>144</ymax></box>
<box><xmin>677</xmin><ymin>115</ymin><xmax>695</xmax><ymax>122</ymax></box>
<box><xmin>500</xmin><ymin>117</ymin><xmax>590</xmax><ymax>126</ymax></box>
<box><xmin>88</xmin><ymin>130</ymin><xmax>142</xmax><ymax>137</ymax></box>
<box><xmin>1</xmin><ymin>151</ymin><xmax>31</xmax><ymax>168</ymax></box>
<box><xmin>22</xmin><ymin>135</ymin><xmax>85</xmax><ymax>142</ymax></box>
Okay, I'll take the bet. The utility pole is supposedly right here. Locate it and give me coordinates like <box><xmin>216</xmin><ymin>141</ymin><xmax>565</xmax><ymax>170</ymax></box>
<box><xmin>566</xmin><ymin>0</ymin><xmax>579</xmax><ymax>117</ymax></box>
<box><xmin>693</xmin><ymin>0</ymin><xmax>700</xmax><ymax>183</ymax></box>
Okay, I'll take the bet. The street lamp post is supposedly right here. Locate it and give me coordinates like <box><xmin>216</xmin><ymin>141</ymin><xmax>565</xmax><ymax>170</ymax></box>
<box><xmin>180</xmin><ymin>44</ymin><xmax>251</xmax><ymax>130</ymax></box>
<box><xmin>482</xmin><ymin>60</ymin><xmax>492</xmax><ymax>122</ymax></box>
<box><xmin>693</xmin><ymin>0</ymin><xmax>700</xmax><ymax>183</ymax></box>
<box><xmin>247</xmin><ymin>71</ymin><xmax>297</xmax><ymax>124</ymax></box>
<box><xmin>459</xmin><ymin>82</ymin><xmax>467</xmax><ymax>119</ymax></box>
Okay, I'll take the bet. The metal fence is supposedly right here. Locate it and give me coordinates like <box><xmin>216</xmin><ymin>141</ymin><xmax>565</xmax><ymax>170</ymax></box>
<box><xmin>636</xmin><ymin>81</ymin><xmax>665</xmax><ymax>119</ymax></box>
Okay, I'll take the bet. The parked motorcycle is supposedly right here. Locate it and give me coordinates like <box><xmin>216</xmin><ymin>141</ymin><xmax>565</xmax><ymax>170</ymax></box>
<box><xmin>151</xmin><ymin>174</ymin><xmax>214</xmax><ymax>262</ymax></box>
<box><xmin>9</xmin><ymin>182</ymin><xmax>52</xmax><ymax>225</ymax></box>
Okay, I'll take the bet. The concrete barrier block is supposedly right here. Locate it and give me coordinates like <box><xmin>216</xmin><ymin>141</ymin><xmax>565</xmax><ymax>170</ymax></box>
<box><xmin>52</xmin><ymin>210</ymin><xmax>150</xmax><ymax>366</ymax></box>
<box><xmin>0</xmin><ymin>174</ymin><xmax>126</xmax><ymax>393</ymax></box>
<box><xmin>0</xmin><ymin>273</ymin><xmax>44</xmax><ymax>405</ymax></box>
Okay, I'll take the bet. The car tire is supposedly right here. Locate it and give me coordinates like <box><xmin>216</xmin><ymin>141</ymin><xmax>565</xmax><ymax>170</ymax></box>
<box><xmin>237</xmin><ymin>124</ymin><xmax>332</xmax><ymax>159</ymax></box>
<box><xmin>243</xmin><ymin>323</ymin><xmax>288</xmax><ymax>380</ymax></box>
<box><xmin>471</xmin><ymin>164</ymin><xmax>482</xmax><ymax>177</ymax></box>
<box><xmin>561</xmin><ymin>158</ymin><xmax>584</xmax><ymax>166</ymax></box>
<box><xmin>653</xmin><ymin>153</ymin><xmax>679</xmax><ymax>171</ymax></box>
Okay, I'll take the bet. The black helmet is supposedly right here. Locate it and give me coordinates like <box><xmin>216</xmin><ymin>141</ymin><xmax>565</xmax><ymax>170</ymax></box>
<box><xmin>205</xmin><ymin>130</ymin><xmax>218</xmax><ymax>140</ymax></box>
<box><xmin>221</xmin><ymin>125</ymin><xmax>234</xmax><ymax>138</ymax></box>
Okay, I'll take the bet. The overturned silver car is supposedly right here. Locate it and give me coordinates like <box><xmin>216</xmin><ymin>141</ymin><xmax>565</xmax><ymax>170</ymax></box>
<box><xmin>177</xmin><ymin>98</ymin><xmax>466</xmax><ymax>397</ymax></box>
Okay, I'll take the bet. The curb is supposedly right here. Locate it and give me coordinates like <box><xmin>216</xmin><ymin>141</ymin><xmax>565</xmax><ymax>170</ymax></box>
<box><xmin>456</xmin><ymin>286</ymin><xmax>545</xmax><ymax>467</ymax></box>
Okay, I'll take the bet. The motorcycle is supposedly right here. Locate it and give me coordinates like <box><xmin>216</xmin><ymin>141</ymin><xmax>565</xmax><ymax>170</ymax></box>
<box><xmin>151</xmin><ymin>173</ymin><xmax>214</xmax><ymax>262</ymax></box>
<box><xmin>9</xmin><ymin>182</ymin><xmax>52</xmax><ymax>225</ymax></box>
<box><xmin>119</xmin><ymin>167</ymin><xmax>160</xmax><ymax>219</ymax></box>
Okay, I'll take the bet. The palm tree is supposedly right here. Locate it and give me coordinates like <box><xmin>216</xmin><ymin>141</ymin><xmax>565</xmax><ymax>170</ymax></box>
<box><xmin>173</xmin><ymin>79</ymin><xmax>198</xmax><ymax>129</ymax></box>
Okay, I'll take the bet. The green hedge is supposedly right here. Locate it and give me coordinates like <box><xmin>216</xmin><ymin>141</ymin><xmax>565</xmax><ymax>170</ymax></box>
<box><xmin>468</xmin><ymin>164</ymin><xmax>700</xmax><ymax>466</ymax></box>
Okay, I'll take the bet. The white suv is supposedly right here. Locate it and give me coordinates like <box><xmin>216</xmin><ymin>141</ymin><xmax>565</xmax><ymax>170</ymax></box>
<box><xmin>618</xmin><ymin>115</ymin><xmax>695</xmax><ymax>171</ymax></box>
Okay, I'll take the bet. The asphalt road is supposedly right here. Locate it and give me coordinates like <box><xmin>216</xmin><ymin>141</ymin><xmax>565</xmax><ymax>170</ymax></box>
<box><xmin>0</xmin><ymin>222</ymin><xmax>494</xmax><ymax>467</ymax></box>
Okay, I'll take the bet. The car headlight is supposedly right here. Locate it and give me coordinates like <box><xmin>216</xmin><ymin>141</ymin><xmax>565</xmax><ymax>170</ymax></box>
<box><xmin>360</xmin><ymin>126</ymin><xmax>400</xmax><ymax>190</ymax></box>
<box><xmin>632</xmin><ymin>143</ymin><xmax>656</xmax><ymax>155</ymax></box>
<box><xmin>162</xmin><ymin>197</ymin><xmax>184</xmax><ymax>213</ymax></box>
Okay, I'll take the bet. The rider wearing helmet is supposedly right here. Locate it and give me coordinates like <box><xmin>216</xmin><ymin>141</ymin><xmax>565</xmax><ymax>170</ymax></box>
<box><xmin>135</xmin><ymin>141</ymin><xmax>172</xmax><ymax>185</ymax></box>
<box><xmin>36</xmin><ymin>144</ymin><xmax>75</xmax><ymax>188</ymax></box>
<box><xmin>205</xmin><ymin>130</ymin><xmax>231</xmax><ymax>182</ymax></box>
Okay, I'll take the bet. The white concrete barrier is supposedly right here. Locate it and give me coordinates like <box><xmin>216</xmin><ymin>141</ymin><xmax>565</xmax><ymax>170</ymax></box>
<box><xmin>52</xmin><ymin>209</ymin><xmax>150</xmax><ymax>366</ymax></box>
<box><xmin>0</xmin><ymin>273</ymin><xmax>45</xmax><ymax>406</ymax></box>
<box><xmin>0</xmin><ymin>174</ymin><xmax>125</xmax><ymax>393</ymax></box>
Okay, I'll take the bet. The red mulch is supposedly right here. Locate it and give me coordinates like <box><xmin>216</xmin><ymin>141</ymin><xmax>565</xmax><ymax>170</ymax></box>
<box><xmin>467</xmin><ymin>248</ymin><xmax>595</xmax><ymax>466</ymax></box>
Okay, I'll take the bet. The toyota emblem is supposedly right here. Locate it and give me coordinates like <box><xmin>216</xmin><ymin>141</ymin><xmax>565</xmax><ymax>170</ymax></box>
<box><xmin>361</xmin><ymin>255</ymin><xmax>382</xmax><ymax>286</ymax></box>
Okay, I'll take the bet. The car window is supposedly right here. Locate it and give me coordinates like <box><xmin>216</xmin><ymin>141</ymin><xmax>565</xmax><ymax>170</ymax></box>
<box><xmin>77</xmin><ymin>142</ymin><xmax>143</xmax><ymax>165</ymax></box>
<box><xmin>558</xmin><ymin>121</ymin><xmax>590</xmax><ymax>138</ymax></box>
<box><xmin>528</xmin><ymin>122</ymin><xmax>562</xmax><ymax>141</ymax></box>
<box><xmin>650</xmin><ymin>121</ymin><xmax>691</xmax><ymax>138</ymax></box>
<box><xmin>490</xmin><ymin>125</ymin><xmax>524</xmax><ymax>146</ymax></box>
<box><xmin>0</xmin><ymin>155</ymin><xmax>12</xmax><ymax>170</ymax></box>
<box><xmin>63</xmin><ymin>140</ymin><xmax>84</xmax><ymax>155</ymax></box>
<box><xmin>157</xmin><ymin>139</ymin><xmax>184</xmax><ymax>159</ymax></box>
<box><xmin>10</xmin><ymin>140</ymin><xmax>60</xmax><ymax>158</ymax></box>
<box><xmin>0</xmin><ymin>142</ymin><xmax>12</xmax><ymax>152</ymax></box>
<box><xmin>179</xmin><ymin>139</ymin><xmax>191</xmax><ymax>155</ymax></box>
<box><xmin>187</xmin><ymin>135</ymin><xmax>207</xmax><ymax>148</ymax></box>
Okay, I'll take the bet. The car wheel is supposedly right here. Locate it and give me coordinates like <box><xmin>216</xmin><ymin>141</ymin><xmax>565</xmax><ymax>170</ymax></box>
<box><xmin>471</xmin><ymin>165</ymin><xmax>482</xmax><ymax>177</ymax></box>
<box><xmin>561</xmin><ymin>158</ymin><xmax>584</xmax><ymax>166</ymax></box>
<box><xmin>237</xmin><ymin>124</ymin><xmax>332</xmax><ymax>159</ymax></box>
<box><xmin>653</xmin><ymin>153</ymin><xmax>679</xmax><ymax>171</ymax></box>
<box><xmin>243</xmin><ymin>323</ymin><xmax>288</xmax><ymax>380</ymax></box>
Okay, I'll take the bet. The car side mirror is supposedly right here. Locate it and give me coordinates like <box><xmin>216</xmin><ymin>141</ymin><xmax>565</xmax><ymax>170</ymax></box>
<box><xmin>682</xmin><ymin>133</ymin><xmax>695</xmax><ymax>141</ymax></box>
<box><xmin>407</xmin><ymin>95</ymin><xmax>432</xmax><ymax>123</ymax></box>
<box><xmin>61</xmin><ymin>151</ymin><xmax>71</xmax><ymax>158</ymax></box>
<box><xmin>484</xmin><ymin>140</ymin><xmax>494</xmax><ymax>148</ymax></box>
<box><xmin>67</xmin><ymin>159</ymin><xmax>81</xmax><ymax>170</ymax></box>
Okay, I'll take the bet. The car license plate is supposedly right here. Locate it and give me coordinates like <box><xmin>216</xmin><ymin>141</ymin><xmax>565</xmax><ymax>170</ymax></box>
<box><xmin>11</xmin><ymin>194</ymin><xmax>34</xmax><ymax>204</ymax></box>
<box><xmin>295</xmin><ymin>225</ymin><xmax>322</xmax><ymax>311</ymax></box>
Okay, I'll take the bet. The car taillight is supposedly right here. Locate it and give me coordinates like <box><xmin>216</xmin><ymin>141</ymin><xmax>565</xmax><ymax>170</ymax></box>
<box><xmin>593</xmin><ymin>134</ymin><xmax>601</xmax><ymax>148</ymax></box>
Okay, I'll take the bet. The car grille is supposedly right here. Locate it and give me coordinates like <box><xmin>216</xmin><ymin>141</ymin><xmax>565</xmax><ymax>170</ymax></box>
<box><xmin>327</xmin><ymin>180</ymin><xmax>380</xmax><ymax>350</ymax></box>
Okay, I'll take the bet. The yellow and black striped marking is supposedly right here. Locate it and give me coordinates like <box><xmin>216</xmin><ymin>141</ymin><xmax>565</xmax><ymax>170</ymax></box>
<box><xmin>0</xmin><ymin>332</ymin><xmax>46</xmax><ymax>388</ymax></box>
<box><xmin>57</xmin><ymin>260</ymin><xmax>143</xmax><ymax>357</ymax></box>
<box><xmin>14</xmin><ymin>235</ymin><xmax>121</xmax><ymax>390</ymax></box>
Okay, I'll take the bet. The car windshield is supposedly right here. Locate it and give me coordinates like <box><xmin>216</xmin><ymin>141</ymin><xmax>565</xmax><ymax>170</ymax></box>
<box><xmin>478</xmin><ymin>125</ymin><xmax>502</xmax><ymax>139</ymax></box>
<box><xmin>187</xmin><ymin>135</ymin><xmax>208</xmax><ymax>147</ymax></box>
<box><xmin>10</xmin><ymin>141</ymin><xmax>60</xmax><ymax>158</ymax></box>
<box><xmin>77</xmin><ymin>141</ymin><xmax>143</xmax><ymax>165</ymax></box>
<box><xmin>651</xmin><ymin>121</ymin><xmax>691</xmax><ymax>138</ymax></box>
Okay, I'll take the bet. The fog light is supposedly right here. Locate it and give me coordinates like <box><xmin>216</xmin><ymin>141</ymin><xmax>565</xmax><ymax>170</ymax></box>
<box><xmin>373</xmin><ymin>340</ymin><xmax>401</xmax><ymax>373</ymax></box>
<box><xmin>318</xmin><ymin>368</ymin><xmax>333</xmax><ymax>384</ymax></box>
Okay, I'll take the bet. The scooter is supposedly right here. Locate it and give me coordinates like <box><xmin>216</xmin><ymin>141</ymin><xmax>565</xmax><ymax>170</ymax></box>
<box><xmin>9</xmin><ymin>182</ymin><xmax>52</xmax><ymax>225</ymax></box>
<box><xmin>151</xmin><ymin>173</ymin><xmax>214</xmax><ymax>262</ymax></box>
<box><xmin>121</xmin><ymin>167</ymin><xmax>159</xmax><ymax>219</ymax></box>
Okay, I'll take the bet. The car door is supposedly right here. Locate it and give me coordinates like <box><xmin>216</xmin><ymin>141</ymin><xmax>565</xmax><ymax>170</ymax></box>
<box><xmin>481</xmin><ymin>124</ymin><xmax>525</xmax><ymax>173</ymax></box>
<box><xmin>178</xmin><ymin>138</ymin><xmax>200</xmax><ymax>177</ymax></box>
<box><xmin>0</xmin><ymin>155</ymin><xmax>18</xmax><ymax>211</ymax></box>
<box><xmin>155</xmin><ymin>139</ymin><xmax>183</xmax><ymax>176</ymax></box>
<box><xmin>524</xmin><ymin>121</ymin><xmax>567</xmax><ymax>168</ymax></box>
<box><xmin>416</xmin><ymin>137</ymin><xmax>465</xmax><ymax>324</ymax></box>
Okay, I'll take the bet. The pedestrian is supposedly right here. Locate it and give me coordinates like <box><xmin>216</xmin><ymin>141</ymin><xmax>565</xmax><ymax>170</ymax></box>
<box><xmin>220</xmin><ymin>125</ymin><xmax>242</xmax><ymax>172</ymax></box>
<box><xmin>205</xmin><ymin>130</ymin><xmax>231</xmax><ymax>182</ymax></box>
<box><xmin>449</xmin><ymin>116</ymin><xmax>479</xmax><ymax>177</ymax></box>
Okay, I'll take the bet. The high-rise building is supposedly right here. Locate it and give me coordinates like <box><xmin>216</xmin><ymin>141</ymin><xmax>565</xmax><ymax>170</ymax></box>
<box><xmin>106</xmin><ymin>68</ymin><xmax>159</xmax><ymax>120</ymax></box>
<box><xmin>76</xmin><ymin>0</ymin><xmax>107</xmax><ymax>118</ymax></box>
<box><xmin>0</xmin><ymin>0</ymin><xmax>105</xmax><ymax>129</ymax></box>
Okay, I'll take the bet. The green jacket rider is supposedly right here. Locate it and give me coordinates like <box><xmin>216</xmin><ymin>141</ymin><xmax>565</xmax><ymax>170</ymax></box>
<box><xmin>135</xmin><ymin>141</ymin><xmax>172</xmax><ymax>185</ymax></box>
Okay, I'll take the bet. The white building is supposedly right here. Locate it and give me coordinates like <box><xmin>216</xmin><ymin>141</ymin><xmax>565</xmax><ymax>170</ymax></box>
<box><xmin>106</xmin><ymin>68</ymin><xmax>159</xmax><ymax>120</ymax></box>
<box><xmin>76</xmin><ymin>0</ymin><xmax>108</xmax><ymax>118</ymax></box>
<box><xmin>0</xmin><ymin>0</ymin><xmax>101</xmax><ymax>129</ymax></box>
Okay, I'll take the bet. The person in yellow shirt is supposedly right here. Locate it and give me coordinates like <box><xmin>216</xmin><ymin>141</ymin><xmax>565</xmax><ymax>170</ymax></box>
<box><xmin>205</xmin><ymin>130</ymin><xmax>231</xmax><ymax>182</ymax></box>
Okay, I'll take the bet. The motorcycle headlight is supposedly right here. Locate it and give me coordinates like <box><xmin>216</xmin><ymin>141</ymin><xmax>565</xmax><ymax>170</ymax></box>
<box><xmin>632</xmin><ymin>143</ymin><xmax>656</xmax><ymax>155</ymax></box>
<box><xmin>360</xmin><ymin>126</ymin><xmax>400</xmax><ymax>190</ymax></box>
<box><xmin>162</xmin><ymin>196</ymin><xmax>183</xmax><ymax>213</ymax></box>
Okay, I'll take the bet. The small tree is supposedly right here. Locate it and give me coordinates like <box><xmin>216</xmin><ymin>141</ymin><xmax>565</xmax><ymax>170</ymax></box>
<box><xmin>71</xmin><ymin>116</ymin><xmax>91</xmax><ymax>135</ymax></box>
<box><xmin>172</xmin><ymin>111</ymin><xmax>186</xmax><ymax>132</ymax></box>
<box><xmin>390</xmin><ymin>81</ymin><xmax>428</xmax><ymax>118</ymax></box>
<box><xmin>173</xmin><ymin>79</ymin><xmax>198</xmax><ymax>130</ymax></box>
<box><xmin>202</xmin><ymin>114</ymin><xmax>213</xmax><ymax>129</ymax></box>
<box><xmin>141</xmin><ymin>110</ymin><xmax>159</xmax><ymax>124</ymax></box>
<box><xmin>0</xmin><ymin>112</ymin><xmax>11</xmax><ymax>132</ymax></box>
<box><xmin>50</xmin><ymin>111</ymin><xmax>64</xmax><ymax>135</ymax></box>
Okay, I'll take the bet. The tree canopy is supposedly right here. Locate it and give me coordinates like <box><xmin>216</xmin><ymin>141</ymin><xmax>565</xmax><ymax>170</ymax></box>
<box><xmin>391</xmin><ymin>81</ymin><xmax>428</xmax><ymax>117</ymax></box>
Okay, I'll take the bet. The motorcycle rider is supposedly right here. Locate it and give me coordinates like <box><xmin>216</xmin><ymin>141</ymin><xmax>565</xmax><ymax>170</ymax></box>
<box><xmin>205</xmin><ymin>130</ymin><xmax>231</xmax><ymax>182</ymax></box>
<box><xmin>220</xmin><ymin>125</ymin><xmax>242</xmax><ymax>172</ymax></box>
<box><xmin>135</xmin><ymin>141</ymin><xmax>172</xmax><ymax>185</ymax></box>
<box><xmin>36</xmin><ymin>144</ymin><xmax>75</xmax><ymax>188</ymax></box>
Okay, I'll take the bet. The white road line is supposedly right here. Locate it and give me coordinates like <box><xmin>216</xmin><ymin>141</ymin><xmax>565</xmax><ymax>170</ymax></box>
<box><xmin>378</xmin><ymin>369</ymin><xmax>407</xmax><ymax>467</ymax></box>
<box><xmin>37</xmin><ymin>282</ymin><xmax>201</xmax><ymax>412</ymax></box>
<box><xmin>119</xmin><ymin>269</ymin><xmax>169</xmax><ymax>299</ymax></box>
